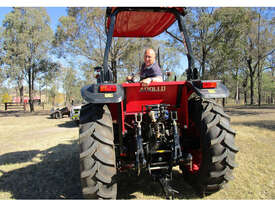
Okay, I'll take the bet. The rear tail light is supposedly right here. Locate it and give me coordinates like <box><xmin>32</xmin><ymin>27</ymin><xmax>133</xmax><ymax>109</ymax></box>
<box><xmin>99</xmin><ymin>85</ymin><xmax>117</xmax><ymax>92</ymax></box>
<box><xmin>194</xmin><ymin>81</ymin><xmax>217</xmax><ymax>89</ymax></box>
<box><xmin>201</xmin><ymin>82</ymin><xmax>217</xmax><ymax>89</ymax></box>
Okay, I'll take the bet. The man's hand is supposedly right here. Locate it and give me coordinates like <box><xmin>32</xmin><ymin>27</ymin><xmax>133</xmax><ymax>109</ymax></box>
<box><xmin>126</xmin><ymin>75</ymin><xmax>133</xmax><ymax>83</ymax></box>
<box><xmin>140</xmin><ymin>77</ymin><xmax>152</xmax><ymax>86</ymax></box>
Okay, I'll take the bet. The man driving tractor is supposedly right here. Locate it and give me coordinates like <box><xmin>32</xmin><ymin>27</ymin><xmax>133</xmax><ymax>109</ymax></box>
<box><xmin>126</xmin><ymin>48</ymin><xmax>163</xmax><ymax>86</ymax></box>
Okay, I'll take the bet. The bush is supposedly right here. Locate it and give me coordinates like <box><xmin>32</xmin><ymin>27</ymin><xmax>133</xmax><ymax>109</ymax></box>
<box><xmin>1</xmin><ymin>92</ymin><xmax>12</xmax><ymax>103</ymax></box>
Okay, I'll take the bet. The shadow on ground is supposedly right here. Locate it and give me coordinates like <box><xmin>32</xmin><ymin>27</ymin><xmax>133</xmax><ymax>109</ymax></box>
<box><xmin>57</xmin><ymin>120</ymin><xmax>78</xmax><ymax>128</ymax></box>
<box><xmin>117</xmin><ymin>170</ymin><xmax>199</xmax><ymax>199</ymax></box>
<box><xmin>0</xmin><ymin>150</ymin><xmax>40</xmax><ymax>165</ymax></box>
<box><xmin>231</xmin><ymin>120</ymin><xmax>275</xmax><ymax>131</ymax></box>
<box><xmin>224</xmin><ymin>109</ymin><xmax>262</xmax><ymax>116</ymax></box>
<box><xmin>0</xmin><ymin>139</ymin><xmax>199</xmax><ymax>199</ymax></box>
<box><xmin>0</xmin><ymin>141</ymin><xmax>82</xmax><ymax>199</ymax></box>
<box><xmin>224</xmin><ymin>105</ymin><xmax>275</xmax><ymax>117</ymax></box>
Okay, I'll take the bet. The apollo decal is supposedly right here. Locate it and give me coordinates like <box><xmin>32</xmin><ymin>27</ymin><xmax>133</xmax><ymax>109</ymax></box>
<box><xmin>139</xmin><ymin>86</ymin><xmax>166</xmax><ymax>92</ymax></box>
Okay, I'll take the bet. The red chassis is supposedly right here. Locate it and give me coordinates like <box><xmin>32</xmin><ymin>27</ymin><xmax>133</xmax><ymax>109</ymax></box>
<box><xmin>107</xmin><ymin>81</ymin><xmax>194</xmax><ymax>135</ymax></box>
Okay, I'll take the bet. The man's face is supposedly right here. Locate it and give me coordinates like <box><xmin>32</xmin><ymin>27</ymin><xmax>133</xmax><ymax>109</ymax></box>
<box><xmin>144</xmin><ymin>49</ymin><xmax>155</xmax><ymax>67</ymax></box>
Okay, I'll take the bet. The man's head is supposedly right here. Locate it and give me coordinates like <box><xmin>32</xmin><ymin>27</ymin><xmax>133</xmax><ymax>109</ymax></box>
<box><xmin>144</xmin><ymin>48</ymin><xmax>156</xmax><ymax>67</ymax></box>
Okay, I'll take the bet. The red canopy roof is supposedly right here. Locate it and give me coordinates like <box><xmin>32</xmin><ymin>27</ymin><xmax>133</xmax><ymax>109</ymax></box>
<box><xmin>106</xmin><ymin>8</ymin><xmax>185</xmax><ymax>37</ymax></box>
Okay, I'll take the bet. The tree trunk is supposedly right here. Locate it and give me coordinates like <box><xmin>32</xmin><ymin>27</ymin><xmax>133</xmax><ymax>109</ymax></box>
<box><xmin>201</xmin><ymin>47</ymin><xmax>206</xmax><ymax>79</ymax></box>
<box><xmin>242</xmin><ymin>73</ymin><xmax>248</xmax><ymax>105</ymax></box>
<box><xmin>257</xmin><ymin>65</ymin><xmax>262</xmax><ymax>106</ymax></box>
<box><xmin>250</xmin><ymin>73</ymin><xmax>254</xmax><ymax>105</ymax></box>
<box><xmin>272</xmin><ymin>68</ymin><xmax>275</xmax><ymax>104</ymax></box>
<box><xmin>222</xmin><ymin>79</ymin><xmax>226</xmax><ymax>107</ymax></box>
<box><xmin>39</xmin><ymin>85</ymin><xmax>42</xmax><ymax>102</ymax></box>
<box><xmin>247</xmin><ymin>58</ymin><xmax>255</xmax><ymax>105</ymax></box>
<box><xmin>45</xmin><ymin>83</ymin><xmax>48</xmax><ymax>104</ymax></box>
<box><xmin>257</xmin><ymin>13</ymin><xmax>262</xmax><ymax>107</ymax></box>
<box><xmin>19</xmin><ymin>85</ymin><xmax>24</xmax><ymax>104</ymax></box>
<box><xmin>28</xmin><ymin>67</ymin><xmax>34</xmax><ymax>112</ymax></box>
<box><xmin>52</xmin><ymin>95</ymin><xmax>55</xmax><ymax>107</ymax></box>
<box><xmin>32</xmin><ymin>66</ymin><xmax>36</xmax><ymax>111</ymax></box>
<box><xmin>111</xmin><ymin>60</ymin><xmax>117</xmax><ymax>83</ymax></box>
<box><xmin>17</xmin><ymin>78</ymin><xmax>24</xmax><ymax>103</ymax></box>
<box><xmin>235</xmin><ymin>77</ymin><xmax>240</xmax><ymax>104</ymax></box>
<box><xmin>244</xmin><ymin>91</ymin><xmax>247</xmax><ymax>104</ymax></box>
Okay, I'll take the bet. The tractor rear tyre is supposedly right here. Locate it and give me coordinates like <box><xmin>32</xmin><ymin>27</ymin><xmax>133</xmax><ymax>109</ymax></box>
<box><xmin>181</xmin><ymin>97</ymin><xmax>238</xmax><ymax>196</ymax></box>
<box><xmin>79</xmin><ymin>104</ymin><xmax>117</xmax><ymax>199</ymax></box>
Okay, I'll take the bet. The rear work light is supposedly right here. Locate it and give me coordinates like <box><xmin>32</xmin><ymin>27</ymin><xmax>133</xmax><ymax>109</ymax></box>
<box><xmin>99</xmin><ymin>85</ymin><xmax>117</xmax><ymax>92</ymax></box>
<box><xmin>201</xmin><ymin>81</ymin><xmax>217</xmax><ymax>89</ymax></box>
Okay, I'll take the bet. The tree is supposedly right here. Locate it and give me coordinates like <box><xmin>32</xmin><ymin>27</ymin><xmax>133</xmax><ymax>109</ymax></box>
<box><xmin>166</xmin><ymin>8</ymin><xmax>251</xmax><ymax>82</ymax></box>
<box><xmin>54</xmin><ymin>8</ymin><xmax>131</xmax><ymax>83</ymax></box>
<box><xmin>256</xmin><ymin>9</ymin><xmax>275</xmax><ymax>106</ymax></box>
<box><xmin>62</xmin><ymin>66</ymin><xmax>78</xmax><ymax>104</ymax></box>
<box><xmin>262</xmin><ymin>71</ymin><xmax>275</xmax><ymax>104</ymax></box>
<box><xmin>1</xmin><ymin>10</ymin><xmax>26</xmax><ymax>103</ymax></box>
<box><xmin>0</xmin><ymin>67</ymin><xmax>4</xmax><ymax>88</ymax></box>
<box><xmin>0</xmin><ymin>27</ymin><xmax>5</xmax><ymax>87</ymax></box>
<box><xmin>54</xmin><ymin>8</ymin><xmax>168</xmax><ymax>83</ymax></box>
<box><xmin>1</xmin><ymin>92</ymin><xmax>12</xmax><ymax>103</ymax></box>
<box><xmin>2</xmin><ymin>8</ymin><xmax>55</xmax><ymax>112</ymax></box>
<box><xmin>244</xmin><ymin>8</ymin><xmax>275</xmax><ymax>105</ymax></box>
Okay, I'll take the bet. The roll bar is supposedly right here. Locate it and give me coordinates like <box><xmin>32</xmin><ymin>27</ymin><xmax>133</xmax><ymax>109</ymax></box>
<box><xmin>103</xmin><ymin>7</ymin><xmax>196</xmax><ymax>82</ymax></box>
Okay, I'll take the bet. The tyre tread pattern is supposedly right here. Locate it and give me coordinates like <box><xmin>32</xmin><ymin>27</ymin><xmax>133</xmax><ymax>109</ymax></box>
<box><xmin>184</xmin><ymin>97</ymin><xmax>238</xmax><ymax>196</ymax></box>
<box><xmin>79</xmin><ymin>104</ymin><xmax>117</xmax><ymax>199</ymax></box>
<box><xmin>201</xmin><ymin>99</ymin><xmax>238</xmax><ymax>194</ymax></box>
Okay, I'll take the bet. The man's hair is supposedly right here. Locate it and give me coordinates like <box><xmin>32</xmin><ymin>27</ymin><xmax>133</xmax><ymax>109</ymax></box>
<box><xmin>144</xmin><ymin>48</ymin><xmax>156</xmax><ymax>57</ymax></box>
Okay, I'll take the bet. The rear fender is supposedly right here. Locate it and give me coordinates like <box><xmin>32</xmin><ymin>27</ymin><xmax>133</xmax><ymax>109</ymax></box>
<box><xmin>81</xmin><ymin>84</ymin><xmax>124</xmax><ymax>104</ymax></box>
<box><xmin>190</xmin><ymin>80</ymin><xmax>229</xmax><ymax>99</ymax></box>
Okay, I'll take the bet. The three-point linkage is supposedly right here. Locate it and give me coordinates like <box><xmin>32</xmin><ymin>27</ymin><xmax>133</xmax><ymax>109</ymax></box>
<box><xmin>135</xmin><ymin>113</ymin><xmax>146</xmax><ymax>175</ymax></box>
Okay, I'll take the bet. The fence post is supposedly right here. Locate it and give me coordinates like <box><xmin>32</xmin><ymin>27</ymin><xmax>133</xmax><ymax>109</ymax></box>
<box><xmin>5</xmin><ymin>103</ymin><xmax>7</xmax><ymax>111</ymax></box>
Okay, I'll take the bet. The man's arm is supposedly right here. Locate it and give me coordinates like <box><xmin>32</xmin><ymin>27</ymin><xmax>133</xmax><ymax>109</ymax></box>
<box><xmin>151</xmin><ymin>76</ymin><xmax>163</xmax><ymax>82</ymax></box>
<box><xmin>140</xmin><ymin>75</ymin><xmax>163</xmax><ymax>86</ymax></box>
<box><xmin>126</xmin><ymin>72</ymin><xmax>140</xmax><ymax>82</ymax></box>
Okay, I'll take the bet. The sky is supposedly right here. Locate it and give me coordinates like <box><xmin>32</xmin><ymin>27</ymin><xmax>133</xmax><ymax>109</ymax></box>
<box><xmin>0</xmin><ymin>1</ymin><xmax>274</xmax><ymax>30</ymax></box>
<box><xmin>0</xmin><ymin>0</ymin><xmax>274</xmax><ymax>30</ymax></box>
<box><xmin>0</xmin><ymin>7</ymin><xmax>67</xmax><ymax>32</ymax></box>
<box><xmin>0</xmin><ymin>0</ymin><xmax>274</xmax><ymax>7</ymax></box>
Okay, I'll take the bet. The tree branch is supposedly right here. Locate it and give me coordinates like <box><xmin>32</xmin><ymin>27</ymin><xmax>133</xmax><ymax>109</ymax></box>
<box><xmin>260</xmin><ymin>49</ymin><xmax>275</xmax><ymax>61</ymax></box>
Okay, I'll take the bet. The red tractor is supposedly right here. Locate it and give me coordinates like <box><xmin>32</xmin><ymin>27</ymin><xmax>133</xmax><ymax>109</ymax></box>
<box><xmin>79</xmin><ymin>7</ymin><xmax>238</xmax><ymax>199</ymax></box>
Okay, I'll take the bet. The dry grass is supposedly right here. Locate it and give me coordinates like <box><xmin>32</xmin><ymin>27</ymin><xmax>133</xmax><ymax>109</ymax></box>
<box><xmin>0</xmin><ymin>105</ymin><xmax>274</xmax><ymax>199</ymax></box>
<box><xmin>0</xmin><ymin>110</ymin><xmax>81</xmax><ymax>199</ymax></box>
